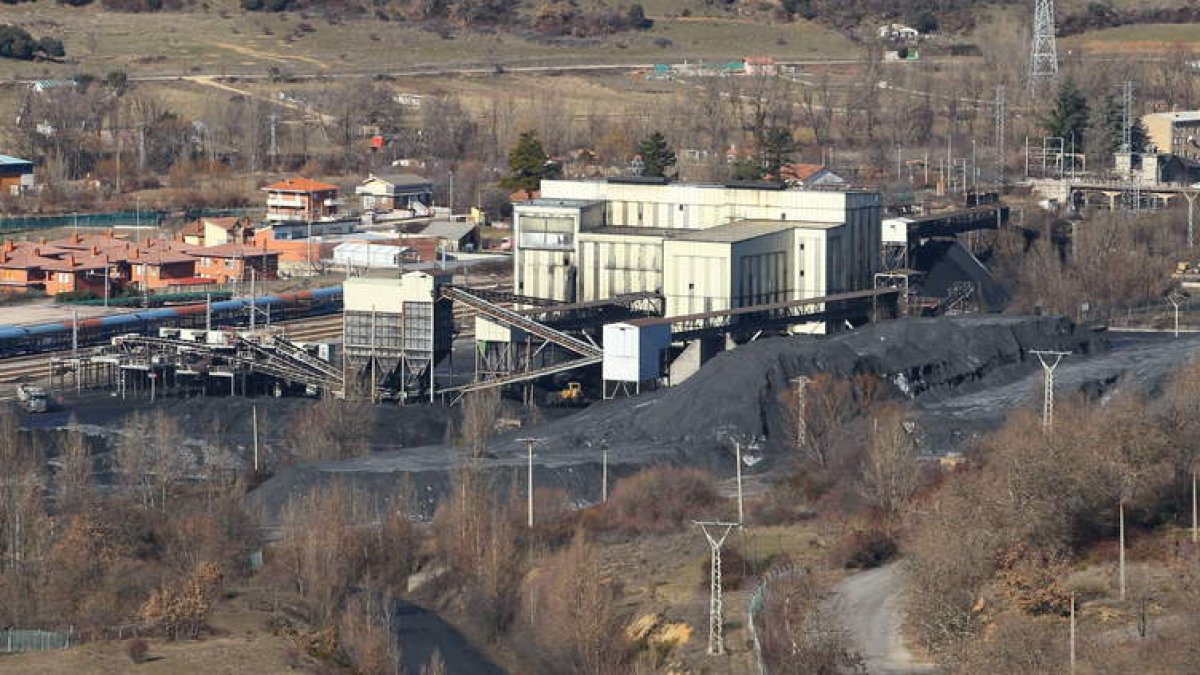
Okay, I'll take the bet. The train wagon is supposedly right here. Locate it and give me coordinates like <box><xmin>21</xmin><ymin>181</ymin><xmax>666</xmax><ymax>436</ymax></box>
<box><xmin>0</xmin><ymin>286</ymin><xmax>343</xmax><ymax>358</ymax></box>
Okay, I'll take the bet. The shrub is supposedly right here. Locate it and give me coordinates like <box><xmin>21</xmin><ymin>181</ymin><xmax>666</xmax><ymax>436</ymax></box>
<box><xmin>603</xmin><ymin>466</ymin><xmax>720</xmax><ymax>534</ymax></box>
<box><xmin>829</xmin><ymin>526</ymin><xmax>897</xmax><ymax>569</ymax></box>
<box><xmin>126</xmin><ymin>638</ymin><xmax>149</xmax><ymax>663</ymax></box>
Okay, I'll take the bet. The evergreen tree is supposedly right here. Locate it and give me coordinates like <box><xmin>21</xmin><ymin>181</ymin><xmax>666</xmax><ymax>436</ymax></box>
<box><xmin>1041</xmin><ymin>78</ymin><xmax>1090</xmax><ymax>149</ymax></box>
<box><xmin>634</xmin><ymin>131</ymin><xmax>676</xmax><ymax>178</ymax></box>
<box><xmin>1089</xmin><ymin>93</ymin><xmax>1147</xmax><ymax>167</ymax></box>
<box><xmin>757</xmin><ymin>127</ymin><xmax>795</xmax><ymax>181</ymax></box>
<box><xmin>501</xmin><ymin>131</ymin><xmax>560</xmax><ymax>193</ymax></box>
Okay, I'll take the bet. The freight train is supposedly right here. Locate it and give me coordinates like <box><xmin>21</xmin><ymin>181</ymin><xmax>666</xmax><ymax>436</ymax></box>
<box><xmin>0</xmin><ymin>286</ymin><xmax>343</xmax><ymax>358</ymax></box>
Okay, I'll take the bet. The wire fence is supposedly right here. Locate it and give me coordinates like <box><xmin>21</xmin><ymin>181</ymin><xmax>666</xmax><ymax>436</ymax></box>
<box><xmin>746</xmin><ymin>563</ymin><xmax>806</xmax><ymax>675</ymax></box>
<box><xmin>0</xmin><ymin>628</ymin><xmax>75</xmax><ymax>653</ymax></box>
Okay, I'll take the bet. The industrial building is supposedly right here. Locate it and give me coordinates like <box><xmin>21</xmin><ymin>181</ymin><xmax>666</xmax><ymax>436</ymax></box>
<box><xmin>1143</xmin><ymin>111</ymin><xmax>1200</xmax><ymax>161</ymax></box>
<box><xmin>512</xmin><ymin>178</ymin><xmax>882</xmax><ymax>332</ymax></box>
<box><xmin>342</xmin><ymin>273</ymin><xmax>453</xmax><ymax>399</ymax></box>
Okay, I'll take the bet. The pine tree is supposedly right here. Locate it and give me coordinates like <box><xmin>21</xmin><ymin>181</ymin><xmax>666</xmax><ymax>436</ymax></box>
<box><xmin>758</xmin><ymin>127</ymin><xmax>795</xmax><ymax>181</ymax></box>
<box><xmin>1041</xmin><ymin>78</ymin><xmax>1090</xmax><ymax>149</ymax></box>
<box><xmin>634</xmin><ymin>131</ymin><xmax>676</xmax><ymax>178</ymax></box>
<box><xmin>501</xmin><ymin>131</ymin><xmax>560</xmax><ymax>193</ymax></box>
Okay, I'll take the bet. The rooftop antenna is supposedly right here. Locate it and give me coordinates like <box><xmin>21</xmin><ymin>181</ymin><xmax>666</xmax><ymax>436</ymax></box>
<box><xmin>695</xmin><ymin>520</ymin><xmax>739</xmax><ymax>655</ymax></box>
<box><xmin>1030</xmin><ymin>350</ymin><xmax>1069</xmax><ymax>430</ymax></box>
<box><xmin>1030</xmin><ymin>0</ymin><xmax>1059</xmax><ymax>94</ymax></box>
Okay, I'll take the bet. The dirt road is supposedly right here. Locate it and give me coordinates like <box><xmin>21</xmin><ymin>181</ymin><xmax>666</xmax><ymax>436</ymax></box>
<box><xmin>833</xmin><ymin>563</ymin><xmax>935</xmax><ymax>675</ymax></box>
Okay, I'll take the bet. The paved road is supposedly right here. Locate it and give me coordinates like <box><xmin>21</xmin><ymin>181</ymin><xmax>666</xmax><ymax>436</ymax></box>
<box><xmin>833</xmin><ymin>563</ymin><xmax>936</xmax><ymax>675</ymax></box>
<box><xmin>394</xmin><ymin>601</ymin><xmax>506</xmax><ymax>675</ymax></box>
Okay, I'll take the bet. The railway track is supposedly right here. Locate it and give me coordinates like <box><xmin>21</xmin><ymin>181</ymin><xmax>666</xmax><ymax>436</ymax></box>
<box><xmin>0</xmin><ymin>314</ymin><xmax>346</xmax><ymax>384</ymax></box>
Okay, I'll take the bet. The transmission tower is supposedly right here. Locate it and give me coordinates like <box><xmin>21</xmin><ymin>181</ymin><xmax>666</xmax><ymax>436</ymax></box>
<box><xmin>1120</xmin><ymin>81</ymin><xmax>1134</xmax><ymax>152</ymax></box>
<box><xmin>1029</xmin><ymin>0</ymin><xmax>1059</xmax><ymax>93</ymax></box>
<box><xmin>1030</xmin><ymin>351</ymin><xmax>1069</xmax><ymax>430</ymax></box>
<box><xmin>995</xmin><ymin>85</ymin><xmax>1006</xmax><ymax>185</ymax></box>
<box><xmin>696</xmin><ymin>521</ymin><xmax>739</xmax><ymax>655</ymax></box>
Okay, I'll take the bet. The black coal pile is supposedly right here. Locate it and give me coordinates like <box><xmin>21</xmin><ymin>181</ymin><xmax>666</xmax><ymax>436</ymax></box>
<box><xmin>629</xmin><ymin>314</ymin><xmax>1100</xmax><ymax>457</ymax></box>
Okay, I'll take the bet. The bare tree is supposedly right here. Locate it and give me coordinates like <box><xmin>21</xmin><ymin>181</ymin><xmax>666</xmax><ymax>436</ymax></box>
<box><xmin>460</xmin><ymin>388</ymin><xmax>502</xmax><ymax>458</ymax></box>
<box><xmin>759</xmin><ymin>573</ymin><xmax>865</xmax><ymax>674</ymax></box>
<box><xmin>859</xmin><ymin>404</ymin><xmax>921</xmax><ymax>516</ymax></box>
<box><xmin>58</xmin><ymin>420</ymin><xmax>93</xmax><ymax>514</ymax></box>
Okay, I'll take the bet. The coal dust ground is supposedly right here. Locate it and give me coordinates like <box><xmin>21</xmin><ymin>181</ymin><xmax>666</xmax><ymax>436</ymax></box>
<box><xmin>19</xmin><ymin>315</ymin><xmax>1200</xmax><ymax>523</ymax></box>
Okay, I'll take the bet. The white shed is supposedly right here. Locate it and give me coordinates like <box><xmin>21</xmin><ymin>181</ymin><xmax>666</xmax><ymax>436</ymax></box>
<box><xmin>602</xmin><ymin>321</ymin><xmax>671</xmax><ymax>383</ymax></box>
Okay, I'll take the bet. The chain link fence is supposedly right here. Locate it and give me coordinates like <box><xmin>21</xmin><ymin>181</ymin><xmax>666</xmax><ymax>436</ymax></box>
<box><xmin>0</xmin><ymin>628</ymin><xmax>74</xmax><ymax>653</ymax></box>
<box><xmin>746</xmin><ymin>564</ymin><xmax>806</xmax><ymax>675</ymax></box>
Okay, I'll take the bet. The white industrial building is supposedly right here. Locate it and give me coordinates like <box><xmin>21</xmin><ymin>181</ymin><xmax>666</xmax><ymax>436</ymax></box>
<box><xmin>512</xmin><ymin>179</ymin><xmax>882</xmax><ymax>331</ymax></box>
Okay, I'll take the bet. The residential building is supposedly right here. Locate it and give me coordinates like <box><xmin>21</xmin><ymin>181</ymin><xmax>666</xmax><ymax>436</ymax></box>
<box><xmin>0</xmin><ymin>249</ymin><xmax>46</xmax><ymax>291</ymax></box>
<box><xmin>262</xmin><ymin>177</ymin><xmax>342</xmax><ymax>223</ymax></box>
<box><xmin>179</xmin><ymin>216</ymin><xmax>256</xmax><ymax>247</ymax></box>
<box><xmin>194</xmin><ymin>244</ymin><xmax>280</xmax><ymax>283</ymax></box>
<box><xmin>128</xmin><ymin>247</ymin><xmax>200</xmax><ymax>290</ymax></box>
<box><xmin>0</xmin><ymin>155</ymin><xmax>34</xmax><ymax>195</ymax></box>
<box><xmin>40</xmin><ymin>253</ymin><xmax>114</xmax><ymax>296</ymax></box>
<box><xmin>356</xmin><ymin>173</ymin><xmax>434</xmax><ymax>214</ymax></box>
<box><xmin>744</xmin><ymin>56</ymin><xmax>778</xmax><ymax>77</ymax></box>
<box><xmin>511</xmin><ymin>178</ymin><xmax>881</xmax><ymax>332</ymax></box>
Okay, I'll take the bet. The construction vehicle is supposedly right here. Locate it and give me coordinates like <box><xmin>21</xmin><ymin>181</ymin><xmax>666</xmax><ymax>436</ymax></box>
<box><xmin>551</xmin><ymin>382</ymin><xmax>585</xmax><ymax>407</ymax></box>
<box><xmin>16</xmin><ymin>383</ymin><xmax>48</xmax><ymax>413</ymax></box>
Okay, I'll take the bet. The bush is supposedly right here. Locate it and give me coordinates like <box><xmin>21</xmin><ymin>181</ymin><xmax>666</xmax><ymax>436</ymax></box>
<box><xmin>602</xmin><ymin>466</ymin><xmax>720</xmax><ymax>534</ymax></box>
<box><xmin>830</xmin><ymin>526</ymin><xmax>897</xmax><ymax>569</ymax></box>
<box><xmin>126</xmin><ymin>638</ymin><xmax>149</xmax><ymax>663</ymax></box>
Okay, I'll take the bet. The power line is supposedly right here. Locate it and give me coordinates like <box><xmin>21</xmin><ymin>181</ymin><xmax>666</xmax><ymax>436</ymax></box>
<box><xmin>695</xmin><ymin>520</ymin><xmax>739</xmax><ymax>655</ymax></box>
<box><xmin>1030</xmin><ymin>350</ymin><xmax>1069</xmax><ymax>430</ymax></box>
<box><xmin>1030</xmin><ymin>0</ymin><xmax>1060</xmax><ymax>93</ymax></box>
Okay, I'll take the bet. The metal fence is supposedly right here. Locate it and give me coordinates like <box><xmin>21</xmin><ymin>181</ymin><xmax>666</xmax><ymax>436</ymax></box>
<box><xmin>746</xmin><ymin>564</ymin><xmax>806</xmax><ymax>675</ymax></box>
<box><xmin>1</xmin><ymin>628</ymin><xmax>74</xmax><ymax>653</ymax></box>
<box><xmin>0</xmin><ymin>208</ymin><xmax>259</xmax><ymax>235</ymax></box>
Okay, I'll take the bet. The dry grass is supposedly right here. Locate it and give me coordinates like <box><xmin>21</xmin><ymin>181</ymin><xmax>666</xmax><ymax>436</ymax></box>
<box><xmin>0</xmin><ymin>3</ymin><xmax>857</xmax><ymax>82</ymax></box>
<box><xmin>0</xmin><ymin>588</ymin><xmax>313</xmax><ymax>674</ymax></box>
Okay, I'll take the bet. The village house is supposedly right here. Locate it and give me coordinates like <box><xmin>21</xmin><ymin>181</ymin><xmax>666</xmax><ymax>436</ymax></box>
<box><xmin>263</xmin><ymin>177</ymin><xmax>342</xmax><ymax>224</ymax></box>
<box><xmin>40</xmin><ymin>253</ymin><xmax>114</xmax><ymax>296</ymax></box>
<box><xmin>179</xmin><ymin>216</ymin><xmax>256</xmax><ymax>247</ymax></box>
<box><xmin>356</xmin><ymin>172</ymin><xmax>435</xmax><ymax>214</ymax></box>
<box><xmin>193</xmin><ymin>243</ymin><xmax>280</xmax><ymax>284</ymax></box>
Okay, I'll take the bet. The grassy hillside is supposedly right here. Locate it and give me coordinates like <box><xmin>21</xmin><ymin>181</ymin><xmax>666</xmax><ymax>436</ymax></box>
<box><xmin>0</xmin><ymin>3</ymin><xmax>858</xmax><ymax>81</ymax></box>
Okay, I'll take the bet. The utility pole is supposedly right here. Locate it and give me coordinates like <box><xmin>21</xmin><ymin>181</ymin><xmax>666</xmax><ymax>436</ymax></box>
<box><xmin>205</xmin><ymin>293</ymin><xmax>212</xmax><ymax>332</ymax></box>
<box><xmin>252</xmin><ymin>405</ymin><xmax>260</xmax><ymax>472</ymax></box>
<box><xmin>734</xmin><ymin>440</ymin><xmax>744</xmax><ymax>525</ymax></box>
<box><xmin>995</xmin><ymin>85</ymin><xmax>1006</xmax><ymax>186</ymax></box>
<box><xmin>518</xmin><ymin>437</ymin><xmax>544</xmax><ymax>528</ymax></box>
<box><xmin>1031</xmin><ymin>350</ymin><xmax>1069</xmax><ymax>430</ymax></box>
<box><xmin>1167</xmin><ymin>292</ymin><xmax>1185</xmax><ymax>338</ymax></box>
<box><xmin>1183</xmin><ymin>189</ymin><xmax>1198</xmax><ymax>250</ymax></box>
<box><xmin>1192</xmin><ymin>467</ymin><xmax>1197</xmax><ymax>544</ymax></box>
<box><xmin>1030</xmin><ymin>0</ymin><xmax>1059</xmax><ymax>93</ymax></box>
<box><xmin>695</xmin><ymin>520</ymin><xmax>739</xmax><ymax>655</ymax></box>
<box><xmin>601</xmin><ymin>442</ymin><xmax>608</xmax><ymax>503</ymax></box>
<box><xmin>1119</xmin><ymin>498</ymin><xmax>1126</xmax><ymax>601</ymax></box>
<box><xmin>1069</xmin><ymin>592</ymin><xmax>1077</xmax><ymax>673</ymax></box>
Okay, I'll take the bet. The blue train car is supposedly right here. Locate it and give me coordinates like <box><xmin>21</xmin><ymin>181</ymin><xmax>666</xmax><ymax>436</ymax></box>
<box><xmin>0</xmin><ymin>285</ymin><xmax>343</xmax><ymax>358</ymax></box>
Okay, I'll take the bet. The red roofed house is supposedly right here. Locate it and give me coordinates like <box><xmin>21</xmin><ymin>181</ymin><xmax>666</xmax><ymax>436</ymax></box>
<box><xmin>744</xmin><ymin>56</ymin><xmax>778</xmax><ymax>77</ymax></box>
<box><xmin>41</xmin><ymin>253</ymin><xmax>114</xmax><ymax>296</ymax></box>
<box><xmin>263</xmin><ymin>177</ymin><xmax>341</xmax><ymax>224</ymax></box>
<box><xmin>129</xmin><ymin>245</ymin><xmax>201</xmax><ymax>290</ymax></box>
<box><xmin>0</xmin><ymin>243</ymin><xmax>48</xmax><ymax>292</ymax></box>
<box><xmin>194</xmin><ymin>244</ymin><xmax>280</xmax><ymax>284</ymax></box>
<box><xmin>179</xmin><ymin>216</ymin><xmax>256</xmax><ymax>247</ymax></box>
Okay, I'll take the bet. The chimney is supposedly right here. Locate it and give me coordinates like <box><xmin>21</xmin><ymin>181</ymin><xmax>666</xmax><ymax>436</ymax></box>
<box><xmin>91</xmin><ymin>245</ymin><xmax>99</xmax><ymax>256</ymax></box>
<box><xmin>3</xmin><ymin>240</ymin><xmax>12</xmax><ymax>252</ymax></box>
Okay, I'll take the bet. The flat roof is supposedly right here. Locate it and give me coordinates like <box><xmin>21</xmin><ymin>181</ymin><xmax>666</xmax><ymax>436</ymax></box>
<box><xmin>1146</xmin><ymin>111</ymin><xmax>1200</xmax><ymax>123</ymax></box>
<box><xmin>673</xmin><ymin>219</ymin><xmax>839</xmax><ymax>243</ymax></box>
<box><xmin>519</xmin><ymin>198</ymin><xmax>604</xmax><ymax>208</ymax></box>
<box><xmin>0</xmin><ymin>154</ymin><xmax>32</xmax><ymax>167</ymax></box>
<box><xmin>579</xmin><ymin>226</ymin><xmax>679</xmax><ymax>238</ymax></box>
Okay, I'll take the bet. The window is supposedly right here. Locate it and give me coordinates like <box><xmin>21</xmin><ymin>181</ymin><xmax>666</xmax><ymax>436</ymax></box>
<box><xmin>58</xmin><ymin>272</ymin><xmax>71</xmax><ymax>283</ymax></box>
<box><xmin>518</xmin><ymin>215</ymin><xmax>575</xmax><ymax>250</ymax></box>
